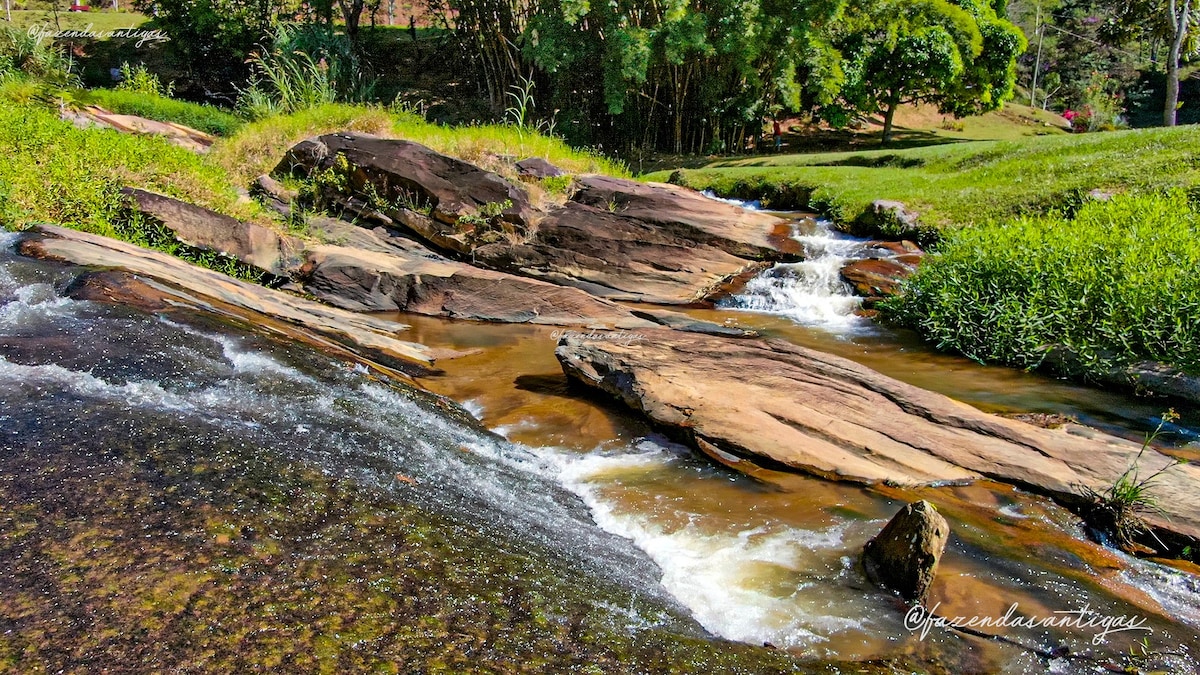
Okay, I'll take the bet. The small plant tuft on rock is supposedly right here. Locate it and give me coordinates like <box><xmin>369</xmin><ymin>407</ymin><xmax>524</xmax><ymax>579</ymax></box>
<box><xmin>1078</xmin><ymin>409</ymin><xmax>1186</xmax><ymax>553</ymax></box>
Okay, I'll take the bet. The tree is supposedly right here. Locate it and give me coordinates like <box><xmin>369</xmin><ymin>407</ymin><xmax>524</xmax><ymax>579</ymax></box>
<box><xmin>1163</xmin><ymin>0</ymin><xmax>1192</xmax><ymax>124</ymax></box>
<box><xmin>832</xmin><ymin>0</ymin><xmax>1025</xmax><ymax>142</ymax></box>
<box><xmin>521</xmin><ymin>0</ymin><xmax>844</xmax><ymax>153</ymax></box>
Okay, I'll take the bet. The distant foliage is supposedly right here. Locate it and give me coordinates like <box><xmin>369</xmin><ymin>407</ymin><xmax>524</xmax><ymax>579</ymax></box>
<box><xmin>828</xmin><ymin>0</ymin><xmax>1027</xmax><ymax>142</ymax></box>
<box><xmin>238</xmin><ymin>24</ymin><xmax>375</xmax><ymax>119</ymax></box>
<box><xmin>882</xmin><ymin>192</ymin><xmax>1200</xmax><ymax>377</ymax></box>
<box><xmin>116</xmin><ymin>62</ymin><xmax>175</xmax><ymax>98</ymax></box>
<box><xmin>0</xmin><ymin>24</ymin><xmax>79</xmax><ymax>88</ymax></box>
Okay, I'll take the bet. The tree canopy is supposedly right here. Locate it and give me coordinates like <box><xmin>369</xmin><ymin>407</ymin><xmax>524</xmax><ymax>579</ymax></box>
<box><xmin>829</xmin><ymin>0</ymin><xmax>1026</xmax><ymax>141</ymax></box>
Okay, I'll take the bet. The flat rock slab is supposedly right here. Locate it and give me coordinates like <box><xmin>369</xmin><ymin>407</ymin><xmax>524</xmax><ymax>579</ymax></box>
<box><xmin>475</xmin><ymin>202</ymin><xmax>769</xmax><ymax>304</ymax></box>
<box><xmin>73</xmin><ymin>106</ymin><xmax>216</xmax><ymax>153</ymax></box>
<box><xmin>555</xmin><ymin>329</ymin><xmax>1200</xmax><ymax>544</ymax></box>
<box><xmin>122</xmin><ymin>188</ymin><xmax>303</xmax><ymax>276</ymax></box>
<box><xmin>18</xmin><ymin>225</ymin><xmax>456</xmax><ymax>367</ymax></box>
<box><xmin>302</xmin><ymin>242</ymin><xmax>655</xmax><ymax>328</ymax></box>
<box><xmin>570</xmin><ymin>175</ymin><xmax>801</xmax><ymax>261</ymax></box>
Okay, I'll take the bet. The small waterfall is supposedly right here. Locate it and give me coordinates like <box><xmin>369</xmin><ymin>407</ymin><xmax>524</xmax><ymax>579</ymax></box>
<box><xmin>724</xmin><ymin>219</ymin><xmax>872</xmax><ymax>332</ymax></box>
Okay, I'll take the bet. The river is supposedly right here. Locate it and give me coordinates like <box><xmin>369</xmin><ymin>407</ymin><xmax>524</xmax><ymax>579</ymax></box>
<box><xmin>2</xmin><ymin>224</ymin><xmax>1199</xmax><ymax>672</ymax></box>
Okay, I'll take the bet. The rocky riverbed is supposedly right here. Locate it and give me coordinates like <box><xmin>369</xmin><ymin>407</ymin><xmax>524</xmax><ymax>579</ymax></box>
<box><xmin>5</xmin><ymin>133</ymin><xmax>1200</xmax><ymax>672</ymax></box>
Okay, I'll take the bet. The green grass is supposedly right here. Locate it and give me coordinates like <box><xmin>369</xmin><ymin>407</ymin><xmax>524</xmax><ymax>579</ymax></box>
<box><xmin>0</xmin><ymin>101</ymin><xmax>255</xmax><ymax>236</ymax></box>
<box><xmin>653</xmin><ymin>126</ymin><xmax>1200</xmax><ymax>239</ymax></box>
<box><xmin>5</xmin><ymin>9</ymin><xmax>148</xmax><ymax>32</ymax></box>
<box><xmin>880</xmin><ymin>192</ymin><xmax>1200</xmax><ymax>379</ymax></box>
<box><xmin>77</xmin><ymin>88</ymin><xmax>244</xmax><ymax>136</ymax></box>
<box><xmin>211</xmin><ymin>103</ymin><xmax>629</xmax><ymax>188</ymax></box>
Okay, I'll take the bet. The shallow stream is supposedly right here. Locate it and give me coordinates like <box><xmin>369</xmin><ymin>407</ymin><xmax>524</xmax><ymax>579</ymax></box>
<box><xmin>3</xmin><ymin>221</ymin><xmax>1199</xmax><ymax>672</ymax></box>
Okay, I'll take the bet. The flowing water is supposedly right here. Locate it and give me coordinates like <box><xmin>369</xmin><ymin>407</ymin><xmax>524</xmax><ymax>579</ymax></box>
<box><xmin>3</xmin><ymin>226</ymin><xmax>1200</xmax><ymax>672</ymax></box>
<box><xmin>721</xmin><ymin>217</ymin><xmax>872</xmax><ymax>333</ymax></box>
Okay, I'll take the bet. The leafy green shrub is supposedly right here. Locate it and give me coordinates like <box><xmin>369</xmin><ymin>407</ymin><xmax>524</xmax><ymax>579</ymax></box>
<box><xmin>881</xmin><ymin>192</ymin><xmax>1200</xmax><ymax>378</ymax></box>
<box><xmin>0</xmin><ymin>24</ymin><xmax>79</xmax><ymax>87</ymax></box>
<box><xmin>116</xmin><ymin>62</ymin><xmax>174</xmax><ymax>98</ymax></box>
<box><xmin>78</xmin><ymin>89</ymin><xmax>244</xmax><ymax>136</ymax></box>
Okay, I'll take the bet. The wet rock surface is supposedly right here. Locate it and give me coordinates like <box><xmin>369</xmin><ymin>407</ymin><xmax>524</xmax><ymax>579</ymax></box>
<box><xmin>18</xmin><ymin>225</ymin><xmax>453</xmax><ymax>367</ymax></box>
<box><xmin>555</xmin><ymin>329</ymin><xmax>1200</xmax><ymax>548</ymax></box>
<box><xmin>862</xmin><ymin>501</ymin><xmax>949</xmax><ymax>602</ymax></box>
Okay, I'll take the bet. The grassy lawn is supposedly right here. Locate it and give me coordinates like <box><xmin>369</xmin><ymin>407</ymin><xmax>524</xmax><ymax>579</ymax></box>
<box><xmin>652</xmin><ymin>125</ymin><xmax>1200</xmax><ymax>239</ymax></box>
<box><xmin>4</xmin><ymin>9</ymin><xmax>148</xmax><ymax>32</ymax></box>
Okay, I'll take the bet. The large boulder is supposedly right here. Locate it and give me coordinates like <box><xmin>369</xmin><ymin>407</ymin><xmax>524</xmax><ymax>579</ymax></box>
<box><xmin>554</xmin><ymin>329</ymin><xmax>1200</xmax><ymax>549</ymax></box>
<box><xmin>515</xmin><ymin>157</ymin><xmax>567</xmax><ymax>179</ymax></box>
<box><xmin>473</xmin><ymin>201</ymin><xmax>770</xmax><ymax>304</ymax></box>
<box><xmin>570</xmin><ymin>175</ymin><xmax>801</xmax><ymax>261</ymax></box>
<box><xmin>275</xmin><ymin>133</ymin><xmax>537</xmax><ymax>254</ymax></box>
<box><xmin>839</xmin><ymin>257</ymin><xmax>917</xmax><ymax>301</ymax></box>
<box><xmin>121</xmin><ymin>188</ymin><xmax>303</xmax><ymax>277</ymax></box>
<box><xmin>862</xmin><ymin>501</ymin><xmax>950</xmax><ymax>602</ymax></box>
<box><xmin>301</xmin><ymin>242</ymin><xmax>654</xmax><ymax>327</ymax></box>
<box><xmin>274</xmin><ymin>135</ymin><xmax>800</xmax><ymax>305</ymax></box>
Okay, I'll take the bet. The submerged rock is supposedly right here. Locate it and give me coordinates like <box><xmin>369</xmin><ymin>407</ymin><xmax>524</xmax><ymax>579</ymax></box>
<box><xmin>555</xmin><ymin>329</ymin><xmax>1200</xmax><ymax>549</ymax></box>
<box><xmin>862</xmin><ymin>501</ymin><xmax>949</xmax><ymax>602</ymax></box>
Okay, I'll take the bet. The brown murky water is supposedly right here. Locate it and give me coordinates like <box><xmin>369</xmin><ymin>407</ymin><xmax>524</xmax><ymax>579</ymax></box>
<box><xmin>397</xmin><ymin>310</ymin><xmax>1200</xmax><ymax>672</ymax></box>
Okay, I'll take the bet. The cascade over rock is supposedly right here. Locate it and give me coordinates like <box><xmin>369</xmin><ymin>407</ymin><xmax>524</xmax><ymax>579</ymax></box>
<box><xmin>555</xmin><ymin>329</ymin><xmax>1200</xmax><ymax>550</ymax></box>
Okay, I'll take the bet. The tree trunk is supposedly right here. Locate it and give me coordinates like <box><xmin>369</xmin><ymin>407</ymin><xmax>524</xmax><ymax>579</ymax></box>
<box><xmin>881</xmin><ymin>100</ymin><xmax>898</xmax><ymax>144</ymax></box>
<box><xmin>1165</xmin><ymin>0</ymin><xmax>1192</xmax><ymax>126</ymax></box>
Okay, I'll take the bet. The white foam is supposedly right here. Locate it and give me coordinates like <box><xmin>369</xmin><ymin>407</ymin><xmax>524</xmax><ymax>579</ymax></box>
<box><xmin>724</xmin><ymin>220</ymin><xmax>873</xmax><ymax>333</ymax></box>
<box><xmin>0</xmin><ymin>356</ymin><xmax>194</xmax><ymax>411</ymax></box>
<box><xmin>160</xmin><ymin>317</ymin><xmax>313</xmax><ymax>381</ymax></box>
<box><xmin>461</xmin><ymin>398</ymin><xmax>485</xmax><ymax>420</ymax></box>
<box><xmin>1120</xmin><ymin>560</ymin><xmax>1200</xmax><ymax>628</ymax></box>
<box><xmin>551</xmin><ymin>443</ymin><xmax>871</xmax><ymax>650</ymax></box>
<box><xmin>700</xmin><ymin>190</ymin><xmax>762</xmax><ymax>211</ymax></box>
<box><xmin>0</xmin><ymin>283</ymin><xmax>80</xmax><ymax>330</ymax></box>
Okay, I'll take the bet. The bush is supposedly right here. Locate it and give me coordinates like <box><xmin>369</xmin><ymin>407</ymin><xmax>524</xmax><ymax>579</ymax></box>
<box><xmin>881</xmin><ymin>192</ymin><xmax>1200</xmax><ymax>378</ymax></box>
<box><xmin>78</xmin><ymin>88</ymin><xmax>244</xmax><ymax>136</ymax></box>
<box><xmin>237</xmin><ymin>23</ymin><xmax>374</xmax><ymax>119</ymax></box>
<box><xmin>116</xmin><ymin>62</ymin><xmax>174</xmax><ymax>98</ymax></box>
<box><xmin>0</xmin><ymin>24</ymin><xmax>79</xmax><ymax>87</ymax></box>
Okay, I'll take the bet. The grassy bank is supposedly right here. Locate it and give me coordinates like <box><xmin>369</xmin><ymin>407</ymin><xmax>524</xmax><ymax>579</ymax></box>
<box><xmin>78</xmin><ymin>88</ymin><xmax>244</xmax><ymax>136</ymax></box>
<box><xmin>0</xmin><ymin>102</ymin><xmax>252</xmax><ymax>234</ymax></box>
<box><xmin>880</xmin><ymin>193</ymin><xmax>1200</xmax><ymax>379</ymax></box>
<box><xmin>212</xmin><ymin>103</ymin><xmax>629</xmax><ymax>189</ymax></box>
<box><xmin>0</xmin><ymin>99</ymin><xmax>626</xmax><ymax>256</ymax></box>
<box><xmin>653</xmin><ymin>126</ymin><xmax>1200</xmax><ymax>240</ymax></box>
